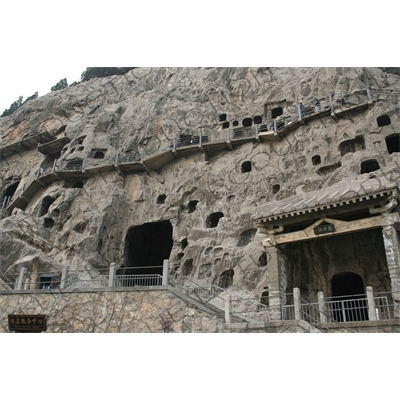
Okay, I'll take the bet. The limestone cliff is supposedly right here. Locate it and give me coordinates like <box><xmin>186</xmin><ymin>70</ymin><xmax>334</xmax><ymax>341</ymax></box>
<box><xmin>1</xmin><ymin>67</ymin><xmax>399</xmax><ymax>300</ymax></box>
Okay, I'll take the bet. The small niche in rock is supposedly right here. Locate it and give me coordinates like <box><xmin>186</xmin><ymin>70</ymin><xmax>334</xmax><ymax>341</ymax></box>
<box><xmin>360</xmin><ymin>159</ymin><xmax>380</xmax><ymax>174</ymax></box>
<box><xmin>222</xmin><ymin>121</ymin><xmax>229</xmax><ymax>129</ymax></box>
<box><xmin>188</xmin><ymin>200</ymin><xmax>198</xmax><ymax>213</ymax></box>
<box><xmin>206</xmin><ymin>212</ymin><xmax>224</xmax><ymax>228</ymax></box>
<box><xmin>241</xmin><ymin>161</ymin><xmax>252</xmax><ymax>173</ymax></box>
<box><xmin>243</xmin><ymin>117</ymin><xmax>252</xmax><ymax>127</ymax></box>
<box><xmin>254</xmin><ymin>115</ymin><xmax>262</xmax><ymax>124</ymax></box>
<box><xmin>227</xmin><ymin>195</ymin><xmax>235</xmax><ymax>202</ymax></box>
<box><xmin>271</xmin><ymin>107</ymin><xmax>283</xmax><ymax>119</ymax></box>
<box><xmin>181</xmin><ymin>238</ymin><xmax>188</xmax><ymax>250</ymax></box>
<box><xmin>204</xmin><ymin>246</ymin><xmax>213</xmax><ymax>255</ymax></box>
<box><xmin>258</xmin><ymin>252</ymin><xmax>268</xmax><ymax>267</ymax></box>
<box><xmin>317</xmin><ymin>162</ymin><xmax>342</xmax><ymax>176</ymax></box>
<box><xmin>43</xmin><ymin>218</ymin><xmax>54</xmax><ymax>228</ymax></box>
<box><xmin>377</xmin><ymin>115</ymin><xmax>391</xmax><ymax>127</ymax></box>
<box><xmin>260</xmin><ymin>290</ymin><xmax>269</xmax><ymax>306</ymax></box>
<box><xmin>237</xmin><ymin>229</ymin><xmax>257</xmax><ymax>247</ymax></box>
<box><xmin>272</xmin><ymin>184</ymin><xmax>280</xmax><ymax>194</ymax></box>
<box><xmin>339</xmin><ymin>136</ymin><xmax>365</xmax><ymax>156</ymax></box>
<box><xmin>232</xmin><ymin>120</ymin><xmax>239</xmax><ymax>127</ymax></box>
<box><xmin>176</xmin><ymin>253</ymin><xmax>184</xmax><ymax>261</ymax></box>
<box><xmin>219</xmin><ymin>269</ymin><xmax>234</xmax><ymax>289</ymax></box>
<box><xmin>157</xmin><ymin>194</ymin><xmax>166</xmax><ymax>204</ymax></box>
<box><xmin>312</xmin><ymin>155</ymin><xmax>321</xmax><ymax>165</ymax></box>
<box><xmin>52</xmin><ymin>208</ymin><xmax>60</xmax><ymax>217</ymax></box>
<box><xmin>182</xmin><ymin>259</ymin><xmax>193</xmax><ymax>276</ymax></box>
<box><xmin>385</xmin><ymin>133</ymin><xmax>400</xmax><ymax>154</ymax></box>
<box><xmin>219</xmin><ymin>113</ymin><xmax>227</xmax><ymax>122</ymax></box>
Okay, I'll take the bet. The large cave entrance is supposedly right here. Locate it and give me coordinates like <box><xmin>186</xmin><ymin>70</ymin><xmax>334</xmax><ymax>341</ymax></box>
<box><xmin>122</xmin><ymin>220</ymin><xmax>173</xmax><ymax>276</ymax></box>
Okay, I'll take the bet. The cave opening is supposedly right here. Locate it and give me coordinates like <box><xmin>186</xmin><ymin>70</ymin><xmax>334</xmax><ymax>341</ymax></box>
<box><xmin>123</xmin><ymin>220</ymin><xmax>173</xmax><ymax>277</ymax></box>
<box><xmin>331</xmin><ymin>272</ymin><xmax>368</xmax><ymax>322</ymax></box>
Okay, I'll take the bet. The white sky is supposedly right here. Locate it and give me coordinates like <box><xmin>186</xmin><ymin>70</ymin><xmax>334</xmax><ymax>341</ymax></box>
<box><xmin>0</xmin><ymin>67</ymin><xmax>86</xmax><ymax>114</ymax></box>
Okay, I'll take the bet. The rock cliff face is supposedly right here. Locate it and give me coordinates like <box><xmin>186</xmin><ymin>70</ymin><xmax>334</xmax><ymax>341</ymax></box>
<box><xmin>1</xmin><ymin>67</ymin><xmax>399</xmax><ymax>300</ymax></box>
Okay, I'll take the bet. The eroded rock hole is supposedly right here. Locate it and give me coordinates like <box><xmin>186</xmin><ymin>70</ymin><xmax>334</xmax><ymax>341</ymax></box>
<box><xmin>1</xmin><ymin>181</ymin><xmax>20</xmax><ymax>207</ymax></box>
<box><xmin>219</xmin><ymin>113</ymin><xmax>227</xmax><ymax>122</ymax></box>
<box><xmin>232</xmin><ymin>120</ymin><xmax>239</xmax><ymax>127</ymax></box>
<box><xmin>317</xmin><ymin>162</ymin><xmax>342</xmax><ymax>175</ymax></box>
<box><xmin>260</xmin><ymin>290</ymin><xmax>269</xmax><ymax>306</ymax></box>
<box><xmin>123</xmin><ymin>220</ymin><xmax>173</xmax><ymax>277</ymax></box>
<box><xmin>222</xmin><ymin>121</ymin><xmax>229</xmax><ymax>129</ymax></box>
<box><xmin>272</xmin><ymin>184</ymin><xmax>280</xmax><ymax>194</ymax></box>
<box><xmin>206</xmin><ymin>212</ymin><xmax>224</xmax><ymax>228</ymax></box>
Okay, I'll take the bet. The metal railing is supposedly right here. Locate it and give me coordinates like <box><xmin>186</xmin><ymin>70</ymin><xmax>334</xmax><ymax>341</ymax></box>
<box><xmin>325</xmin><ymin>294</ymin><xmax>369</xmax><ymax>323</ymax></box>
<box><xmin>114</xmin><ymin>274</ymin><xmax>162</xmax><ymax>287</ymax></box>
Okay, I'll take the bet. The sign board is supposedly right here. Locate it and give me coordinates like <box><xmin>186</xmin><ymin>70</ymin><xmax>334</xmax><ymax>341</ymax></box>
<box><xmin>8</xmin><ymin>315</ymin><xmax>47</xmax><ymax>332</ymax></box>
<box><xmin>314</xmin><ymin>223</ymin><xmax>335</xmax><ymax>235</ymax></box>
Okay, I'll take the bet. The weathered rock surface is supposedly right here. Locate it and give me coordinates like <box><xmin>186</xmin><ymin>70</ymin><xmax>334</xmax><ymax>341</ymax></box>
<box><xmin>1</xmin><ymin>67</ymin><xmax>399</xmax><ymax>301</ymax></box>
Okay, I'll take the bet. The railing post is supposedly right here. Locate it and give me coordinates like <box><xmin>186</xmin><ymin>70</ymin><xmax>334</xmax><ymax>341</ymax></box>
<box><xmin>52</xmin><ymin>159</ymin><xmax>57</xmax><ymax>173</ymax></box>
<box><xmin>298</xmin><ymin>104</ymin><xmax>302</xmax><ymax>119</ymax></box>
<box><xmin>329</xmin><ymin>93</ymin><xmax>334</xmax><ymax>114</ymax></box>
<box><xmin>23</xmin><ymin>277</ymin><xmax>31</xmax><ymax>290</ymax></box>
<box><xmin>225</xmin><ymin>295</ymin><xmax>232</xmax><ymax>324</ymax></box>
<box><xmin>199</xmin><ymin>130</ymin><xmax>202</xmax><ymax>146</ymax></box>
<box><xmin>366</xmin><ymin>286</ymin><xmax>377</xmax><ymax>321</ymax></box>
<box><xmin>293</xmin><ymin>287</ymin><xmax>301</xmax><ymax>320</ymax></box>
<box><xmin>162</xmin><ymin>259</ymin><xmax>170</xmax><ymax>286</ymax></box>
<box><xmin>108</xmin><ymin>262</ymin><xmax>116</xmax><ymax>288</ymax></box>
<box><xmin>16</xmin><ymin>267</ymin><xmax>27</xmax><ymax>290</ymax></box>
<box><xmin>227</xmin><ymin>128</ymin><xmax>230</xmax><ymax>142</ymax></box>
<box><xmin>273</xmin><ymin>119</ymin><xmax>277</xmax><ymax>133</ymax></box>
<box><xmin>318</xmin><ymin>291</ymin><xmax>327</xmax><ymax>324</ymax></box>
<box><xmin>115</xmin><ymin>153</ymin><xmax>119</xmax><ymax>165</ymax></box>
<box><xmin>173</xmin><ymin>138</ymin><xmax>177</xmax><ymax>151</ymax></box>
<box><xmin>60</xmin><ymin>265</ymin><xmax>69</xmax><ymax>290</ymax></box>
<box><xmin>255</xmin><ymin>124</ymin><xmax>259</xmax><ymax>138</ymax></box>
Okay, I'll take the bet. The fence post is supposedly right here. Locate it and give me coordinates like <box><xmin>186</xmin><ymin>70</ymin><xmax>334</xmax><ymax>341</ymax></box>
<box><xmin>366</xmin><ymin>87</ymin><xmax>372</xmax><ymax>102</ymax></box>
<box><xmin>115</xmin><ymin>153</ymin><xmax>119</xmax><ymax>165</ymax></box>
<box><xmin>366</xmin><ymin>286</ymin><xmax>377</xmax><ymax>321</ymax></box>
<box><xmin>199</xmin><ymin>130</ymin><xmax>202</xmax><ymax>146</ymax></box>
<box><xmin>227</xmin><ymin>128</ymin><xmax>230</xmax><ymax>142</ymax></box>
<box><xmin>23</xmin><ymin>278</ymin><xmax>31</xmax><ymax>290</ymax></box>
<box><xmin>273</xmin><ymin>119</ymin><xmax>277</xmax><ymax>133</ymax></box>
<box><xmin>225</xmin><ymin>295</ymin><xmax>232</xmax><ymax>324</ymax></box>
<box><xmin>52</xmin><ymin>159</ymin><xmax>57</xmax><ymax>173</ymax></box>
<box><xmin>318</xmin><ymin>291</ymin><xmax>327</xmax><ymax>324</ymax></box>
<box><xmin>60</xmin><ymin>265</ymin><xmax>69</xmax><ymax>290</ymax></box>
<box><xmin>162</xmin><ymin>259</ymin><xmax>170</xmax><ymax>286</ymax></box>
<box><xmin>173</xmin><ymin>138</ymin><xmax>177</xmax><ymax>151</ymax></box>
<box><xmin>294</xmin><ymin>287</ymin><xmax>301</xmax><ymax>320</ymax></box>
<box><xmin>108</xmin><ymin>262</ymin><xmax>116</xmax><ymax>288</ymax></box>
<box><xmin>16</xmin><ymin>267</ymin><xmax>27</xmax><ymax>290</ymax></box>
<box><xmin>329</xmin><ymin>93</ymin><xmax>334</xmax><ymax>114</ymax></box>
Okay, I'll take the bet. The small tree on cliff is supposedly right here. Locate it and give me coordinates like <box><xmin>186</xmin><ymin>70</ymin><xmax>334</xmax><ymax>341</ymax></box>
<box><xmin>51</xmin><ymin>78</ymin><xmax>68</xmax><ymax>91</ymax></box>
